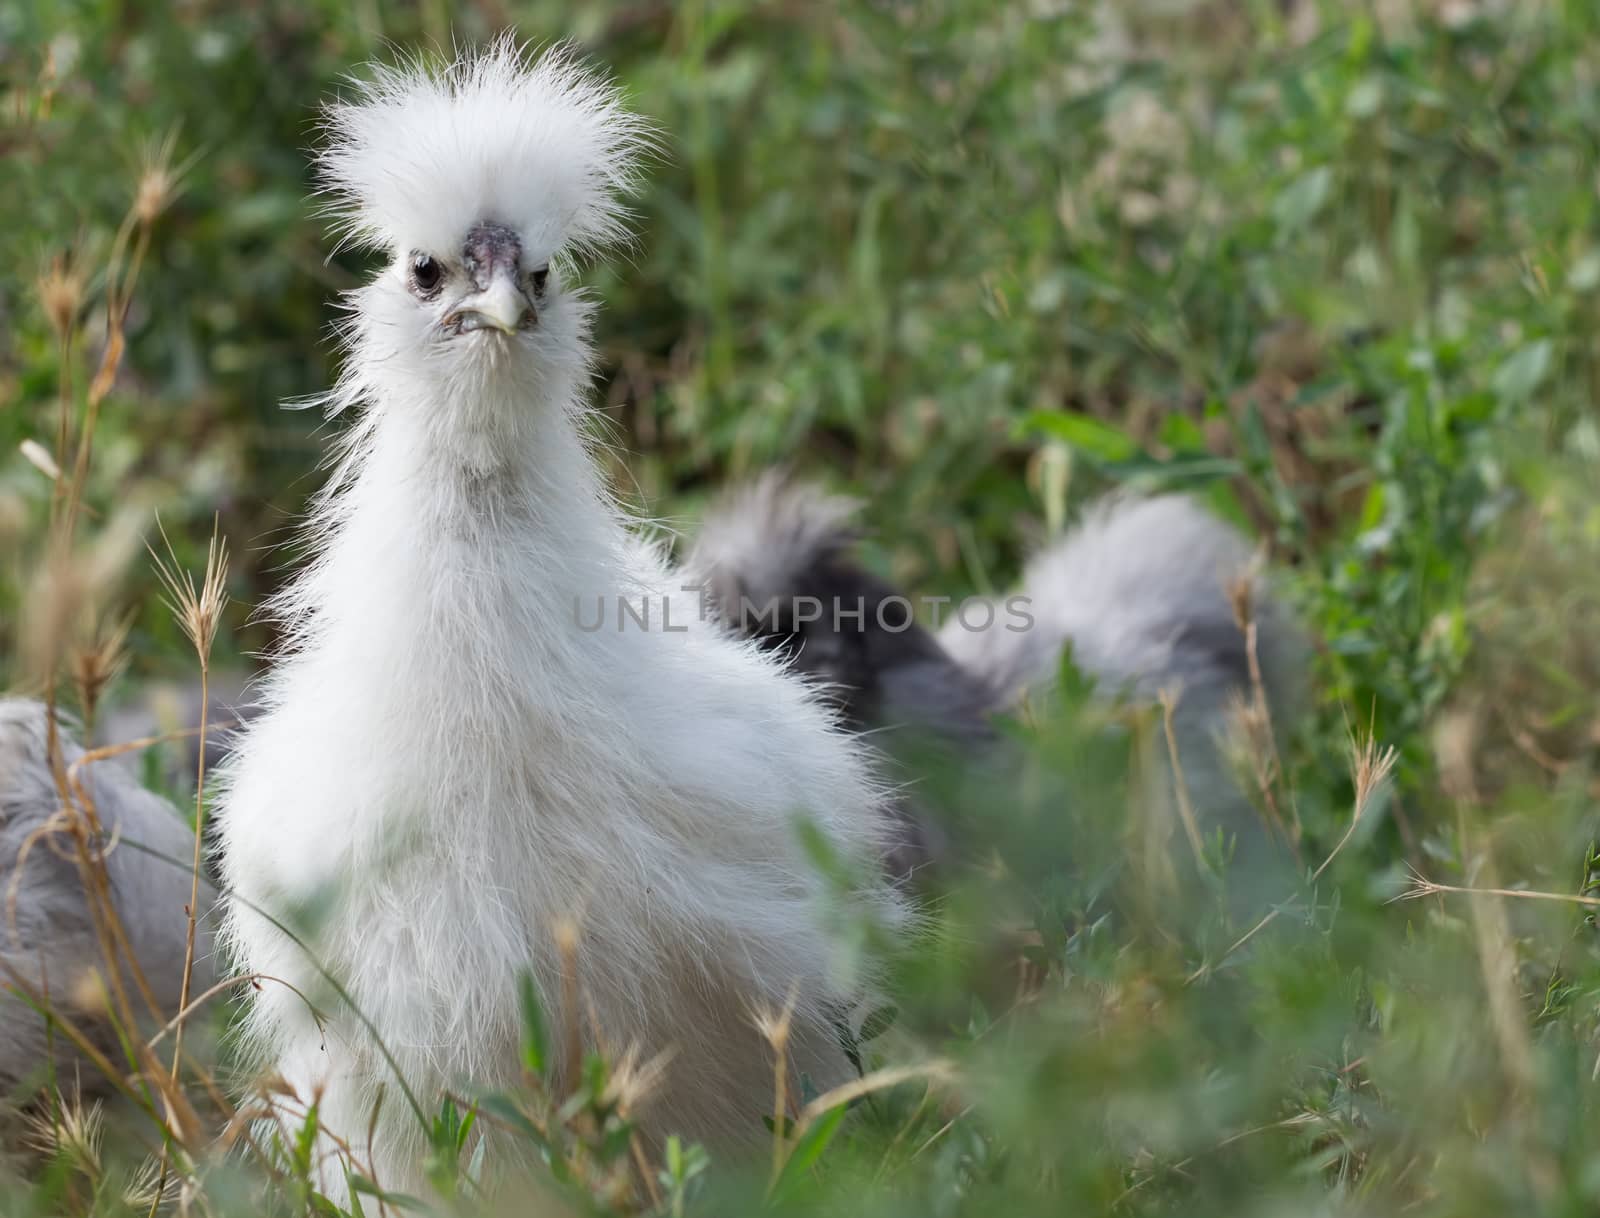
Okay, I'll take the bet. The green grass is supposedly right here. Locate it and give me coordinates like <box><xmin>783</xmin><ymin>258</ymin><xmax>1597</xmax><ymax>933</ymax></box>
<box><xmin>5</xmin><ymin>0</ymin><xmax>1600</xmax><ymax>1214</ymax></box>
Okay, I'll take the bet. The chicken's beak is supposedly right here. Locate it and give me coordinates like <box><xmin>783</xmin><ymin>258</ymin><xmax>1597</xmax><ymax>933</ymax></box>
<box><xmin>446</xmin><ymin>271</ymin><xmax>535</xmax><ymax>336</ymax></box>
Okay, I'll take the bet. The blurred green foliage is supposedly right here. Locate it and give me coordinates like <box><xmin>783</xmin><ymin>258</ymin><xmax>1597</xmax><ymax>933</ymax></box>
<box><xmin>6</xmin><ymin>0</ymin><xmax>1600</xmax><ymax>1215</ymax></box>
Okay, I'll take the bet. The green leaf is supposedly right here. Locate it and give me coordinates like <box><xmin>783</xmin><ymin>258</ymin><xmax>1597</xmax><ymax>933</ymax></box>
<box><xmin>1492</xmin><ymin>339</ymin><xmax>1553</xmax><ymax>407</ymax></box>
<box><xmin>293</xmin><ymin>1104</ymin><xmax>319</xmax><ymax>1179</ymax></box>
<box><xmin>1019</xmin><ymin>412</ymin><xmax>1140</xmax><ymax>462</ymax></box>
<box><xmin>473</xmin><ymin>1093</ymin><xmax>565</xmax><ymax>1179</ymax></box>
<box><xmin>1345</xmin><ymin>75</ymin><xmax>1383</xmax><ymax>118</ymax></box>
<box><xmin>1158</xmin><ymin>411</ymin><xmax>1207</xmax><ymax>453</ymax></box>
<box><xmin>454</xmin><ymin>1106</ymin><xmax>477</xmax><ymax>1153</ymax></box>
<box><xmin>343</xmin><ymin>1174</ymin><xmax>368</xmax><ymax>1218</ymax></box>
<box><xmin>772</xmin><ymin>1105</ymin><xmax>850</xmax><ymax>1199</ymax></box>
<box><xmin>517</xmin><ymin>970</ymin><xmax>548</xmax><ymax>1076</ymax></box>
<box><xmin>1101</xmin><ymin>452</ymin><xmax>1243</xmax><ymax>486</ymax></box>
<box><xmin>858</xmin><ymin>1005</ymin><xmax>898</xmax><ymax>1043</ymax></box>
<box><xmin>347</xmin><ymin>1174</ymin><xmax>431</xmax><ymax>1212</ymax></box>
<box><xmin>1273</xmin><ymin>166</ymin><xmax>1332</xmax><ymax>234</ymax></box>
<box><xmin>465</xmin><ymin>1135</ymin><xmax>488</xmax><ymax>1186</ymax></box>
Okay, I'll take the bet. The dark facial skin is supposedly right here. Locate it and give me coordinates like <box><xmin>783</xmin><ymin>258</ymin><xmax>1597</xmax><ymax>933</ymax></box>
<box><xmin>460</xmin><ymin>221</ymin><xmax>524</xmax><ymax>293</ymax></box>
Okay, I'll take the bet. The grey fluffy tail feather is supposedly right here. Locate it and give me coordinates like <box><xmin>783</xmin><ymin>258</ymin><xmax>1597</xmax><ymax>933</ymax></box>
<box><xmin>941</xmin><ymin>494</ymin><xmax>1302</xmax><ymax>721</ymax></box>
<box><xmin>940</xmin><ymin>493</ymin><xmax>1306</xmax><ymax>873</ymax></box>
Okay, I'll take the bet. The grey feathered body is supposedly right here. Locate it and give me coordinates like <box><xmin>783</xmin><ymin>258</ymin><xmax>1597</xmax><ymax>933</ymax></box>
<box><xmin>690</xmin><ymin>480</ymin><xmax>1304</xmax><ymax>867</ymax></box>
<box><xmin>0</xmin><ymin>699</ymin><xmax>216</xmax><ymax>1103</ymax></box>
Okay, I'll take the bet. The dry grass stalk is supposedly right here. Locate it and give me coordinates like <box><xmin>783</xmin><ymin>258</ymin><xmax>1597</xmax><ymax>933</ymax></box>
<box><xmin>752</xmin><ymin>984</ymin><xmax>799</xmax><ymax>1187</ymax></box>
<box><xmin>5</xmin><ymin>798</ymin><xmax>163</xmax><ymax>1042</ymax></box>
<box><xmin>1419</xmin><ymin>704</ymin><xmax>1550</xmax><ymax>1185</ymax></box>
<box><xmin>144</xmin><ymin>972</ymin><xmax>311</xmax><ymax>1053</ymax></box>
<box><xmin>147</xmin><ymin>514</ymin><xmax>228</xmax><ymax>1064</ymax></box>
<box><xmin>554</xmin><ymin>917</ymin><xmax>584</xmax><ymax>1089</ymax></box>
<box><xmin>65</xmin><ymin>128</ymin><xmax>191</xmax><ymax>539</ymax></box>
<box><xmin>604</xmin><ymin>1043</ymin><xmax>673</xmax><ymax>1121</ymax></box>
<box><xmin>145</xmin><ymin>515</ymin><xmax>228</xmax><ymax>1211</ymax></box>
<box><xmin>0</xmin><ymin>954</ymin><xmax>169</xmax><ymax>1142</ymax></box>
<box><xmin>12</xmin><ymin>125</ymin><xmax>225</xmax><ymax>1202</ymax></box>
<box><xmin>1189</xmin><ymin>725</ymin><xmax>1395</xmax><ymax>983</ymax></box>
<box><xmin>1462</xmin><ymin>849</ymin><xmax>1538</xmax><ymax>1098</ymax></box>
<box><xmin>789</xmin><ymin>1060</ymin><xmax>957</xmax><ymax>1144</ymax></box>
<box><xmin>32</xmin><ymin>149</ymin><xmax>193</xmax><ymax>1059</ymax></box>
<box><xmin>1127</xmin><ymin>703</ymin><xmax>1180</xmax><ymax>921</ymax></box>
<box><xmin>17</xmin><ymin>515</ymin><xmax>144</xmax><ymax>690</ymax></box>
<box><xmin>18</xmin><ymin>1092</ymin><xmax>190</xmax><ymax>1212</ymax></box>
<box><xmin>1157</xmin><ymin>683</ymin><xmax>1211</xmax><ymax>875</ymax></box>
<box><xmin>23</xmin><ymin>752</ymin><xmax>173</xmax><ymax>1043</ymax></box>
<box><xmin>1322</xmin><ymin>725</ymin><xmax>1398</xmax><ymax>887</ymax></box>
<box><xmin>1395</xmin><ymin>866</ymin><xmax>1600</xmax><ymax>910</ymax></box>
<box><xmin>37</xmin><ymin>251</ymin><xmax>84</xmax><ymax>519</ymax></box>
<box><xmin>758</xmin><ymin>1053</ymin><xmax>958</xmax><ymax>1199</ymax></box>
<box><xmin>1225</xmin><ymin>564</ymin><xmax>1301</xmax><ymax>854</ymax></box>
<box><xmin>20</xmin><ymin>549</ymin><xmax>88</xmax><ymax>690</ymax></box>
<box><xmin>60</xmin><ymin>758</ymin><xmax>185</xmax><ymax>1030</ymax></box>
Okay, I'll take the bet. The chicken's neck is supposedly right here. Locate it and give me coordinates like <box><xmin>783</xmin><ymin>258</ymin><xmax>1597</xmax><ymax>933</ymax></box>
<box><xmin>285</xmin><ymin>390</ymin><xmax>638</xmax><ymax>687</ymax></box>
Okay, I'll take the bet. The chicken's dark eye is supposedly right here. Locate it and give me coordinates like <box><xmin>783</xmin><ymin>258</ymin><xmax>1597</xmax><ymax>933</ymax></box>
<box><xmin>408</xmin><ymin>254</ymin><xmax>444</xmax><ymax>297</ymax></box>
<box><xmin>530</xmin><ymin>266</ymin><xmax>550</xmax><ymax>296</ymax></box>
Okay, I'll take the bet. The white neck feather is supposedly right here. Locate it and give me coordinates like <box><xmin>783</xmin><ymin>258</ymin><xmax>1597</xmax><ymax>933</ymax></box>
<box><xmin>281</xmin><ymin>367</ymin><xmax>633</xmax><ymax>658</ymax></box>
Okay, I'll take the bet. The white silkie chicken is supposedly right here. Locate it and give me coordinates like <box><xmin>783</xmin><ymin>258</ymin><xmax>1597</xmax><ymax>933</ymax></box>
<box><xmin>215</xmin><ymin>43</ymin><xmax>900</xmax><ymax>1193</ymax></box>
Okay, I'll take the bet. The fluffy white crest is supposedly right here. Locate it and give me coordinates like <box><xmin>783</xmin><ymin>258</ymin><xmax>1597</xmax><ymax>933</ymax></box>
<box><xmin>317</xmin><ymin>38</ymin><xmax>652</xmax><ymax>261</ymax></box>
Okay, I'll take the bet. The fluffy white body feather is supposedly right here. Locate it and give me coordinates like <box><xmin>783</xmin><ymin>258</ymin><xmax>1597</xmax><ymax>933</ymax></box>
<box><xmin>216</xmin><ymin>44</ymin><xmax>897</xmax><ymax>1193</ymax></box>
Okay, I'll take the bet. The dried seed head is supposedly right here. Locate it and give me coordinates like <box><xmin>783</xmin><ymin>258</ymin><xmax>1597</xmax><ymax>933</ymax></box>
<box><xmin>70</xmin><ymin>612</ymin><xmax>132</xmax><ymax>728</ymax></box>
<box><xmin>121</xmin><ymin>1155</ymin><xmax>182</xmax><ymax>1210</ymax></box>
<box><xmin>1220</xmin><ymin>687</ymin><xmax>1272</xmax><ymax>780</ymax></box>
<box><xmin>23</xmin><ymin>1095</ymin><xmax>104</xmax><ymax>1179</ymax></box>
<box><xmin>20</xmin><ymin>509</ymin><xmax>152</xmax><ymax>686</ymax></box>
<box><xmin>1350</xmin><ymin>727</ymin><xmax>1400</xmax><ymax>822</ymax></box>
<box><xmin>749</xmin><ymin>984</ymin><xmax>798</xmax><ymax>1055</ymax></box>
<box><xmin>18</xmin><ymin>548</ymin><xmax>89</xmax><ymax>685</ymax></box>
<box><xmin>255</xmin><ymin>1071</ymin><xmax>302</xmax><ymax>1102</ymax></box>
<box><xmin>149</xmin><ymin>516</ymin><xmax>229</xmax><ymax>666</ymax></box>
<box><xmin>36</xmin><ymin>253</ymin><xmax>85</xmax><ymax>339</ymax></box>
<box><xmin>134</xmin><ymin>168</ymin><xmax>176</xmax><ymax>226</ymax></box>
<box><xmin>1226</xmin><ymin>555</ymin><xmax>1265</xmax><ymax>635</ymax></box>
<box><xmin>602</xmin><ymin>1043</ymin><xmax>675</xmax><ymax>1117</ymax></box>
<box><xmin>133</xmin><ymin>128</ymin><xmax>190</xmax><ymax>225</ymax></box>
